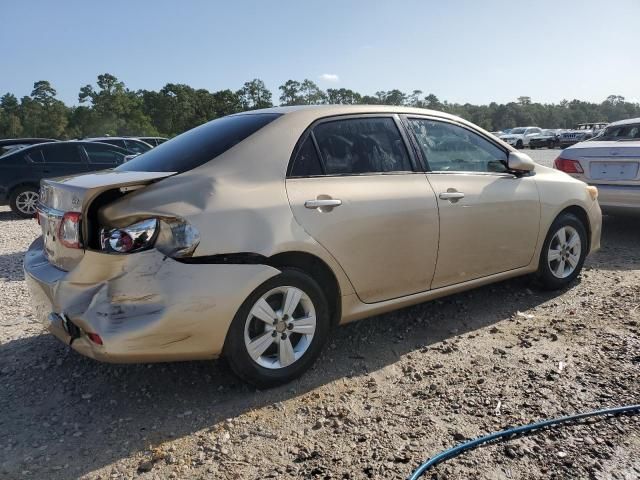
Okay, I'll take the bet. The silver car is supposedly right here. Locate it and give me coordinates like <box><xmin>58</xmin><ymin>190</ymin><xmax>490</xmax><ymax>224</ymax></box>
<box><xmin>554</xmin><ymin>117</ymin><xmax>640</xmax><ymax>212</ymax></box>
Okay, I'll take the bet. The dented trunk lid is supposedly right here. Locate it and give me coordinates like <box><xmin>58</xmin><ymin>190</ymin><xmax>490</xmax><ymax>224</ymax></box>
<box><xmin>38</xmin><ymin>170</ymin><xmax>175</xmax><ymax>271</ymax></box>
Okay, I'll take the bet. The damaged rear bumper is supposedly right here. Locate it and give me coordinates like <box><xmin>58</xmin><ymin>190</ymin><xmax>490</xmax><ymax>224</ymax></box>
<box><xmin>24</xmin><ymin>237</ymin><xmax>280</xmax><ymax>362</ymax></box>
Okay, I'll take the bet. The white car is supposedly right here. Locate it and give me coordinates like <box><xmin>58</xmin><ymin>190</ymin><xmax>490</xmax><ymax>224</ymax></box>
<box><xmin>500</xmin><ymin>127</ymin><xmax>543</xmax><ymax>149</ymax></box>
<box><xmin>554</xmin><ymin>117</ymin><xmax>640</xmax><ymax>212</ymax></box>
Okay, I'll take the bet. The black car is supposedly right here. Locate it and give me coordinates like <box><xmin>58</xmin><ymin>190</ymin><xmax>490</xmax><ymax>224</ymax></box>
<box><xmin>0</xmin><ymin>138</ymin><xmax>59</xmax><ymax>156</ymax></box>
<box><xmin>84</xmin><ymin>137</ymin><xmax>153</xmax><ymax>155</ymax></box>
<box><xmin>528</xmin><ymin>129</ymin><xmax>561</xmax><ymax>149</ymax></box>
<box><xmin>0</xmin><ymin>141</ymin><xmax>128</xmax><ymax>217</ymax></box>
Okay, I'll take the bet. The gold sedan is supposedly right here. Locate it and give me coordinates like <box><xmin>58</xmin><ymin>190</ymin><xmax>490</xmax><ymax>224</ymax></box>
<box><xmin>25</xmin><ymin>106</ymin><xmax>601</xmax><ymax>387</ymax></box>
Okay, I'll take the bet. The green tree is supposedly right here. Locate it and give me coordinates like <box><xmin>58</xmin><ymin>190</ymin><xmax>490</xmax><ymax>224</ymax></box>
<box><xmin>279</xmin><ymin>80</ymin><xmax>303</xmax><ymax>105</ymax></box>
<box><xmin>237</xmin><ymin>79</ymin><xmax>272</xmax><ymax>110</ymax></box>
<box><xmin>0</xmin><ymin>93</ymin><xmax>23</xmax><ymax>137</ymax></box>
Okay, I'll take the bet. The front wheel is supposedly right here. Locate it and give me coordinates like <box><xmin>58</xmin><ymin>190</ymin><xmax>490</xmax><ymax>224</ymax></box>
<box><xmin>537</xmin><ymin>213</ymin><xmax>587</xmax><ymax>290</ymax></box>
<box><xmin>224</xmin><ymin>269</ymin><xmax>331</xmax><ymax>388</ymax></box>
<box><xmin>516</xmin><ymin>140</ymin><xmax>524</xmax><ymax>149</ymax></box>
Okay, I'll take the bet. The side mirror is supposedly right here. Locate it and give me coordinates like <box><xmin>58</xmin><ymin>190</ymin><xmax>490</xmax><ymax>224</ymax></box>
<box><xmin>507</xmin><ymin>151</ymin><xmax>535</xmax><ymax>172</ymax></box>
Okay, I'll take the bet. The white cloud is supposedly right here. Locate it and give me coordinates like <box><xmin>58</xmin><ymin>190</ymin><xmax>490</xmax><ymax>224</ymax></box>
<box><xmin>319</xmin><ymin>73</ymin><xmax>339</xmax><ymax>83</ymax></box>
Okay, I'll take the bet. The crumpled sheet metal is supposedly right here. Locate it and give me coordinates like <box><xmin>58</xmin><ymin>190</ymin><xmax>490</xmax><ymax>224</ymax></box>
<box><xmin>25</xmin><ymin>237</ymin><xmax>280</xmax><ymax>362</ymax></box>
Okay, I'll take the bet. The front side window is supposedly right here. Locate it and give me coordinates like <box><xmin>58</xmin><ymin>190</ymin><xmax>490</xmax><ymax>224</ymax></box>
<box><xmin>118</xmin><ymin>113</ymin><xmax>281</xmax><ymax>173</ymax></box>
<box><xmin>84</xmin><ymin>144</ymin><xmax>126</xmax><ymax>164</ymax></box>
<box><xmin>408</xmin><ymin>119</ymin><xmax>508</xmax><ymax>173</ymax></box>
<box><xmin>312</xmin><ymin>117</ymin><xmax>412</xmax><ymax>175</ymax></box>
<box><xmin>41</xmin><ymin>144</ymin><xmax>83</xmax><ymax>164</ymax></box>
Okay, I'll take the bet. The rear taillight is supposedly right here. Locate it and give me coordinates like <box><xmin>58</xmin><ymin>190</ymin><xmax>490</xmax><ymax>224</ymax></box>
<box><xmin>101</xmin><ymin>218</ymin><xmax>159</xmax><ymax>254</ymax></box>
<box><xmin>554</xmin><ymin>157</ymin><xmax>584</xmax><ymax>174</ymax></box>
<box><xmin>87</xmin><ymin>332</ymin><xmax>103</xmax><ymax>345</ymax></box>
<box><xmin>59</xmin><ymin>212</ymin><xmax>82</xmax><ymax>249</ymax></box>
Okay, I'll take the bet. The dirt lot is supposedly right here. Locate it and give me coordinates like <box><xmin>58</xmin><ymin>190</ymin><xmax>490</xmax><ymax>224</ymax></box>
<box><xmin>0</xmin><ymin>179</ymin><xmax>638</xmax><ymax>479</ymax></box>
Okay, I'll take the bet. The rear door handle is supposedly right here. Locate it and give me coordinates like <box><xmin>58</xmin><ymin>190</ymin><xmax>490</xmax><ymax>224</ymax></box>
<box><xmin>304</xmin><ymin>199</ymin><xmax>342</xmax><ymax>209</ymax></box>
<box><xmin>439</xmin><ymin>192</ymin><xmax>465</xmax><ymax>200</ymax></box>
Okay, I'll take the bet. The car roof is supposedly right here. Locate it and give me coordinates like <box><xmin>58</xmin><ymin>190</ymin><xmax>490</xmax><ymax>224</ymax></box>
<box><xmin>0</xmin><ymin>138</ymin><xmax>58</xmax><ymax>146</ymax></box>
<box><xmin>234</xmin><ymin>104</ymin><xmax>461</xmax><ymax>120</ymax></box>
<box><xmin>606</xmin><ymin>117</ymin><xmax>640</xmax><ymax>127</ymax></box>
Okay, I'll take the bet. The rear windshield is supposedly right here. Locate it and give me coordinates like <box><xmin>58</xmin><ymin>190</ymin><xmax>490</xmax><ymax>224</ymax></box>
<box><xmin>117</xmin><ymin>113</ymin><xmax>282</xmax><ymax>173</ymax></box>
<box><xmin>596</xmin><ymin>124</ymin><xmax>640</xmax><ymax>141</ymax></box>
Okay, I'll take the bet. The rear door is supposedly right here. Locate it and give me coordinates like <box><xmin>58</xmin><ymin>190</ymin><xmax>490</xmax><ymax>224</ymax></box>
<box><xmin>405</xmin><ymin>116</ymin><xmax>540</xmax><ymax>289</ymax></box>
<box><xmin>36</xmin><ymin>144</ymin><xmax>89</xmax><ymax>178</ymax></box>
<box><xmin>286</xmin><ymin>115</ymin><xmax>440</xmax><ymax>303</ymax></box>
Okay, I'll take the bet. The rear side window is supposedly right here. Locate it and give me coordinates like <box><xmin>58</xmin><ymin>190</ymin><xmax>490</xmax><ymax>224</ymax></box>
<box><xmin>313</xmin><ymin>117</ymin><xmax>412</xmax><ymax>175</ymax></box>
<box><xmin>84</xmin><ymin>144</ymin><xmax>126</xmax><ymax>164</ymax></box>
<box><xmin>290</xmin><ymin>136</ymin><xmax>323</xmax><ymax>177</ymax></box>
<box><xmin>41</xmin><ymin>144</ymin><xmax>83</xmax><ymax>164</ymax></box>
<box><xmin>117</xmin><ymin>113</ymin><xmax>282</xmax><ymax>173</ymax></box>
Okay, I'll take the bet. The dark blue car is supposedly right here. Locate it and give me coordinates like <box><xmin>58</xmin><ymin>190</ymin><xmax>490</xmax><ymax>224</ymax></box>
<box><xmin>0</xmin><ymin>141</ymin><xmax>128</xmax><ymax>217</ymax></box>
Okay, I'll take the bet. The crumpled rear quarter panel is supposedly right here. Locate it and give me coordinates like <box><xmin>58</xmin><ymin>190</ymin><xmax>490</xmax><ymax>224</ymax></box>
<box><xmin>25</xmin><ymin>237</ymin><xmax>280</xmax><ymax>362</ymax></box>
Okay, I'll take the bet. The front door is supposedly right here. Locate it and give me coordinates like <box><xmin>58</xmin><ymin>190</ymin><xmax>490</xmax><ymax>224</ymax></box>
<box><xmin>406</xmin><ymin>117</ymin><xmax>540</xmax><ymax>289</ymax></box>
<box><xmin>286</xmin><ymin>115</ymin><xmax>440</xmax><ymax>303</ymax></box>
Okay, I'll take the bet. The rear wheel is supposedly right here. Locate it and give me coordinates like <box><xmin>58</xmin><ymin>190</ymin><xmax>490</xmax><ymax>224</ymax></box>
<box><xmin>9</xmin><ymin>186</ymin><xmax>39</xmax><ymax>218</ymax></box>
<box><xmin>224</xmin><ymin>269</ymin><xmax>330</xmax><ymax>388</ymax></box>
<box><xmin>537</xmin><ymin>213</ymin><xmax>587</xmax><ymax>290</ymax></box>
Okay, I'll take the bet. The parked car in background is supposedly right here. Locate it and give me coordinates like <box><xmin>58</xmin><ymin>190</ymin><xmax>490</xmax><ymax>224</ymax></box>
<box><xmin>558</xmin><ymin>123</ymin><xmax>608</xmax><ymax>148</ymax></box>
<box><xmin>554</xmin><ymin>117</ymin><xmax>640</xmax><ymax>213</ymax></box>
<box><xmin>0</xmin><ymin>141</ymin><xmax>128</xmax><ymax>217</ymax></box>
<box><xmin>127</xmin><ymin>136</ymin><xmax>168</xmax><ymax>147</ymax></box>
<box><xmin>529</xmin><ymin>129</ymin><xmax>561</xmax><ymax>149</ymax></box>
<box><xmin>499</xmin><ymin>127</ymin><xmax>543</xmax><ymax>149</ymax></box>
<box><xmin>0</xmin><ymin>138</ymin><xmax>58</xmax><ymax>156</ymax></box>
<box><xmin>84</xmin><ymin>137</ymin><xmax>153</xmax><ymax>155</ymax></box>
<box><xmin>24</xmin><ymin>105</ymin><xmax>601</xmax><ymax>387</ymax></box>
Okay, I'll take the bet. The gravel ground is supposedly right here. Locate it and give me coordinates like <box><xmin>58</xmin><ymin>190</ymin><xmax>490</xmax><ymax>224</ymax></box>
<box><xmin>0</xmin><ymin>165</ymin><xmax>638</xmax><ymax>479</ymax></box>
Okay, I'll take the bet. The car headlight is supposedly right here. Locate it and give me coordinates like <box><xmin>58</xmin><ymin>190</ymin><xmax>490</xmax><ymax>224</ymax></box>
<box><xmin>100</xmin><ymin>218</ymin><xmax>200</xmax><ymax>257</ymax></box>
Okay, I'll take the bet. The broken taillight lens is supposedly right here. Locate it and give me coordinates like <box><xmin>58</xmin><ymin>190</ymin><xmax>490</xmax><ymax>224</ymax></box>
<box><xmin>101</xmin><ymin>218</ymin><xmax>158</xmax><ymax>253</ymax></box>
<box><xmin>100</xmin><ymin>217</ymin><xmax>200</xmax><ymax>257</ymax></box>
<box><xmin>59</xmin><ymin>212</ymin><xmax>82</xmax><ymax>249</ymax></box>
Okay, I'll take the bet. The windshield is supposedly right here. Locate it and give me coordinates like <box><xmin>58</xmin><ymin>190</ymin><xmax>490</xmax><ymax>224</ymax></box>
<box><xmin>117</xmin><ymin>113</ymin><xmax>282</xmax><ymax>173</ymax></box>
<box><xmin>595</xmin><ymin>124</ymin><xmax>640</xmax><ymax>141</ymax></box>
<box><xmin>509</xmin><ymin>128</ymin><xmax>526</xmax><ymax>134</ymax></box>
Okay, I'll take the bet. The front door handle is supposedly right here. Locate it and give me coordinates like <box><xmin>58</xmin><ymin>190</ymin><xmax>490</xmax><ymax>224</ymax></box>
<box><xmin>304</xmin><ymin>199</ymin><xmax>342</xmax><ymax>209</ymax></box>
<box><xmin>439</xmin><ymin>191</ymin><xmax>465</xmax><ymax>200</ymax></box>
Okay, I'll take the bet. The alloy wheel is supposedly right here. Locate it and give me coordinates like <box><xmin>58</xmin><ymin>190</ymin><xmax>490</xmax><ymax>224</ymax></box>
<box><xmin>243</xmin><ymin>286</ymin><xmax>316</xmax><ymax>369</ymax></box>
<box><xmin>15</xmin><ymin>190</ymin><xmax>39</xmax><ymax>215</ymax></box>
<box><xmin>547</xmin><ymin>225</ymin><xmax>581</xmax><ymax>279</ymax></box>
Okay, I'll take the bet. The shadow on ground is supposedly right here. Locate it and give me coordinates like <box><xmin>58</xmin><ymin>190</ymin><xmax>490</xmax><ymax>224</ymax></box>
<box><xmin>0</xmin><ymin>210</ymin><xmax>20</xmax><ymax>222</ymax></box>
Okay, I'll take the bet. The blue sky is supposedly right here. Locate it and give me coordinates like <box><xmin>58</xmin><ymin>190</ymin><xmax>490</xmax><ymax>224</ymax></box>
<box><xmin>2</xmin><ymin>0</ymin><xmax>639</xmax><ymax>105</ymax></box>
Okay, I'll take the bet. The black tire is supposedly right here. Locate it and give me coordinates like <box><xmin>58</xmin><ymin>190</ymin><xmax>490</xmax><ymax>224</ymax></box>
<box><xmin>516</xmin><ymin>140</ymin><xmax>524</xmax><ymax>149</ymax></box>
<box><xmin>536</xmin><ymin>213</ymin><xmax>588</xmax><ymax>290</ymax></box>
<box><xmin>224</xmin><ymin>269</ymin><xmax>331</xmax><ymax>388</ymax></box>
<box><xmin>9</xmin><ymin>185</ymin><xmax>39</xmax><ymax>218</ymax></box>
<box><xmin>530</xmin><ymin>145</ymin><xmax>536</xmax><ymax>150</ymax></box>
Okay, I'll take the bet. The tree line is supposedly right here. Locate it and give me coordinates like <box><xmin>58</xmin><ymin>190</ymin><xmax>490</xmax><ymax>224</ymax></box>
<box><xmin>1</xmin><ymin>73</ymin><xmax>639</xmax><ymax>139</ymax></box>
